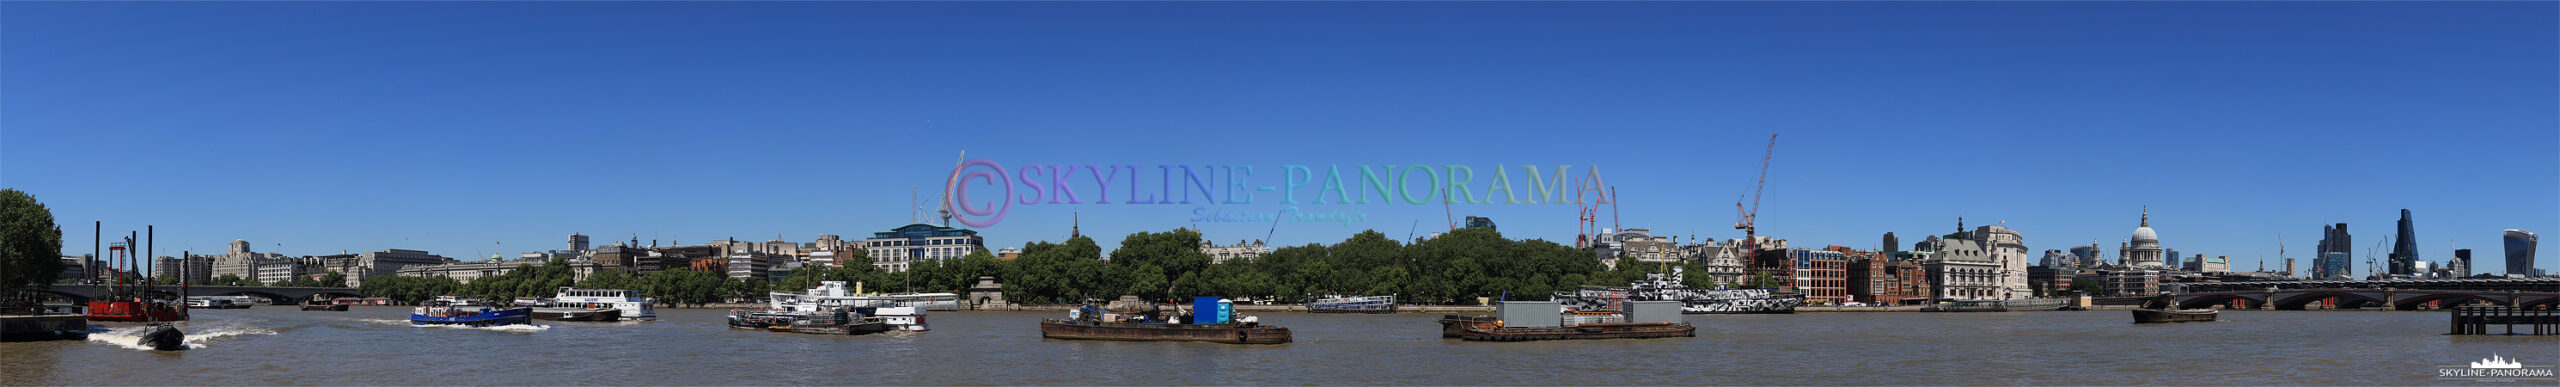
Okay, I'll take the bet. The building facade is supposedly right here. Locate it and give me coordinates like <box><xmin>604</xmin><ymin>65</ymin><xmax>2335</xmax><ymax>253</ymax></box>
<box><xmin>2390</xmin><ymin>209</ymin><xmax>2420</xmax><ymax>276</ymax></box>
<box><xmin>1201</xmin><ymin>239</ymin><xmax>1269</xmax><ymax>264</ymax></box>
<box><xmin>2120</xmin><ymin>209</ymin><xmax>2165</xmax><ymax>268</ymax></box>
<box><xmin>2507</xmin><ymin>229</ymin><xmax>2538</xmax><ymax>277</ymax></box>
<box><xmin>864</xmin><ymin>224</ymin><xmax>985</xmax><ymax>272</ymax></box>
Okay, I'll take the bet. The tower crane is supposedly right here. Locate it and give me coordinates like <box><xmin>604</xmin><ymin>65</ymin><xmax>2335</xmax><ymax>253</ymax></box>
<box><xmin>1735</xmin><ymin>133</ymin><xmax>1777</xmax><ymax>275</ymax></box>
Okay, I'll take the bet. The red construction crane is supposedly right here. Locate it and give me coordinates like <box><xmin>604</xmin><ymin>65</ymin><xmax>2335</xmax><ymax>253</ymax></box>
<box><xmin>1735</xmin><ymin>133</ymin><xmax>1777</xmax><ymax>276</ymax></box>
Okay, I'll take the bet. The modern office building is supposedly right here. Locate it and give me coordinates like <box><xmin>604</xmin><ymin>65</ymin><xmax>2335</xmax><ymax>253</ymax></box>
<box><xmin>2507</xmin><ymin>229</ymin><xmax>2538</xmax><ymax>276</ymax></box>
<box><xmin>2316</xmin><ymin>223</ymin><xmax>2352</xmax><ymax>279</ymax></box>
<box><xmin>568</xmin><ymin>233</ymin><xmax>591</xmax><ymax>252</ymax></box>
<box><xmin>2390</xmin><ymin>209</ymin><xmax>2420</xmax><ymax>275</ymax></box>
<box><xmin>864</xmin><ymin>224</ymin><xmax>985</xmax><ymax>273</ymax></box>
<box><xmin>2451</xmin><ymin>249</ymin><xmax>2472</xmax><ymax>277</ymax></box>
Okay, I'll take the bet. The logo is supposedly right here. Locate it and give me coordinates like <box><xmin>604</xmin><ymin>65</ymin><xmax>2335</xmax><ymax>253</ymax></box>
<box><xmin>2438</xmin><ymin>354</ymin><xmax>2556</xmax><ymax>382</ymax></box>
<box><xmin>942</xmin><ymin>158</ymin><xmax>1611</xmax><ymax>228</ymax></box>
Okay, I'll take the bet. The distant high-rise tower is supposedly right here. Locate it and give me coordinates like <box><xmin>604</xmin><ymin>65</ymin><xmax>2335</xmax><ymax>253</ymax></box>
<box><xmin>569</xmin><ymin>233</ymin><xmax>591</xmax><ymax>252</ymax></box>
<box><xmin>2507</xmin><ymin>229</ymin><xmax>2538</xmax><ymax>276</ymax></box>
<box><xmin>2317</xmin><ymin>223</ymin><xmax>2352</xmax><ymax>279</ymax></box>
<box><xmin>2070</xmin><ymin>242</ymin><xmax>2101</xmax><ymax>268</ymax></box>
<box><xmin>2451</xmin><ymin>249</ymin><xmax>2471</xmax><ymax>278</ymax></box>
<box><xmin>1882</xmin><ymin>232</ymin><xmax>1900</xmax><ymax>253</ymax></box>
<box><xmin>2390</xmin><ymin>209</ymin><xmax>2419</xmax><ymax>275</ymax></box>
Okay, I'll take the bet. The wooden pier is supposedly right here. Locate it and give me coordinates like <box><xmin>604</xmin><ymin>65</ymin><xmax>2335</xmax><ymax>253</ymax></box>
<box><xmin>2448</xmin><ymin>306</ymin><xmax>2558</xmax><ymax>335</ymax></box>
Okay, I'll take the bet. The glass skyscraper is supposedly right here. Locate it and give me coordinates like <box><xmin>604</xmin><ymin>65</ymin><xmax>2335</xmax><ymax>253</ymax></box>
<box><xmin>2506</xmin><ymin>229</ymin><xmax>2537</xmax><ymax>276</ymax></box>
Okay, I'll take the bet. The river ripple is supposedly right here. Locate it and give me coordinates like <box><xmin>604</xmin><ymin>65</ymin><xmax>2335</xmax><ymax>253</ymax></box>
<box><xmin>2</xmin><ymin>306</ymin><xmax>2553</xmax><ymax>385</ymax></box>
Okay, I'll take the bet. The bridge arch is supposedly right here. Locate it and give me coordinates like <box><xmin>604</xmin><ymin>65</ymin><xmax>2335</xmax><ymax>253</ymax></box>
<box><xmin>203</xmin><ymin>290</ymin><xmax>297</xmax><ymax>303</ymax></box>
<box><xmin>2177</xmin><ymin>293</ymin><xmax>2265</xmax><ymax>309</ymax></box>
<box><xmin>2271</xmin><ymin>290</ymin><xmax>2384</xmax><ymax>310</ymax></box>
<box><xmin>2519</xmin><ymin>296</ymin><xmax>2558</xmax><ymax>309</ymax></box>
<box><xmin>2391</xmin><ymin>293</ymin><xmax>2505</xmax><ymax>310</ymax></box>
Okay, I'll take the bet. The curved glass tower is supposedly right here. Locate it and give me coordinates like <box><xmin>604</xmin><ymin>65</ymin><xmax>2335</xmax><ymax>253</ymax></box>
<box><xmin>2506</xmin><ymin>229</ymin><xmax>2537</xmax><ymax>277</ymax></box>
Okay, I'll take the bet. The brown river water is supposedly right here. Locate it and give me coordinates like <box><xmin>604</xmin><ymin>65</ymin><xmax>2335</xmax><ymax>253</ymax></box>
<box><xmin>2</xmin><ymin>306</ymin><xmax>2552</xmax><ymax>385</ymax></box>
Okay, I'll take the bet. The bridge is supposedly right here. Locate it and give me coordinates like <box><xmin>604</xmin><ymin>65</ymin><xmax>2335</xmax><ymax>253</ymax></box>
<box><xmin>13</xmin><ymin>284</ymin><xmax>363</xmax><ymax>304</ymax></box>
<box><xmin>2162</xmin><ymin>278</ymin><xmax>2560</xmax><ymax>310</ymax></box>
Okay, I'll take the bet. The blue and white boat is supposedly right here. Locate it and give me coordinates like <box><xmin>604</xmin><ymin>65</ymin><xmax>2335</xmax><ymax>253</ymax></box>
<box><xmin>410</xmin><ymin>302</ymin><xmax>534</xmax><ymax>327</ymax></box>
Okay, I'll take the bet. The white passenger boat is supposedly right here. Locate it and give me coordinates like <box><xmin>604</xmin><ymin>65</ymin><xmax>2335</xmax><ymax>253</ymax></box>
<box><xmin>548</xmin><ymin>287</ymin><xmax>658</xmax><ymax>321</ymax></box>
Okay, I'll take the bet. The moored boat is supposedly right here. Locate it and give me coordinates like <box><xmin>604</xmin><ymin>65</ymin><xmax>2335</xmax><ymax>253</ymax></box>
<box><xmin>1599</xmin><ymin>267</ymin><xmax>1804</xmax><ymax>314</ymax></box>
<box><xmin>2130</xmin><ymin>294</ymin><xmax>2217</xmax><ymax>323</ymax></box>
<box><xmin>1920</xmin><ymin>300</ymin><xmax>2010</xmax><ymax>312</ymax></box>
<box><xmin>1039</xmin><ymin>297</ymin><xmax>1290</xmax><ymax>344</ymax></box>
<box><xmin>410</xmin><ymin>302</ymin><xmax>533</xmax><ymax>327</ymax></box>
<box><xmin>87</xmin><ymin>299</ymin><xmax>187</xmax><ymax>322</ymax></box>
<box><xmin>300</xmin><ymin>299</ymin><xmax>349</xmax><ymax>311</ymax></box>
<box><xmin>1449</xmin><ymin>300</ymin><xmax>1693</xmax><ymax>342</ymax></box>
<box><xmin>2131</xmin><ymin>308</ymin><xmax>2218</xmax><ymax>323</ymax></box>
<box><xmin>530</xmin><ymin>306</ymin><xmax>620</xmax><ymax>322</ymax></box>
<box><xmin>1309</xmin><ymin>295</ymin><xmax>1398</xmax><ymax>314</ymax></box>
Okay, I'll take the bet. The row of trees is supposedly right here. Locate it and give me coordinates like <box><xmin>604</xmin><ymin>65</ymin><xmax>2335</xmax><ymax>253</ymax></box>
<box><xmin>358</xmin><ymin>259</ymin><xmax>773</xmax><ymax>305</ymax></box>
<box><xmin>354</xmin><ymin>227</ymin><xmax>1732</xmax><ymax>307</ymax></box>
<box><xmin>847</xmin><ymin>227</ymin><xmax>1721</xmax><ymax>305</ymax></box>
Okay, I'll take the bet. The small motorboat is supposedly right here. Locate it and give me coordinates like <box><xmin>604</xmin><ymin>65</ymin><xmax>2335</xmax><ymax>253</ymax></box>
<box><xmin>138</xmin><ymin>323</ymin><xmax>186</xmax><ymax>351</ymax></box>
<box><xmin>301</xmin><ymin>300</ymin><xmax>349</xmax><ymax>312</ymax></box>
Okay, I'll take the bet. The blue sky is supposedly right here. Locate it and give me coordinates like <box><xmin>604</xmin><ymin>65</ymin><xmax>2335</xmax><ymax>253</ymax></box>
<box><xmin>4</xmin><ymin>2</ymin><xmax>2553</xmax><ymax>275</ymax></box>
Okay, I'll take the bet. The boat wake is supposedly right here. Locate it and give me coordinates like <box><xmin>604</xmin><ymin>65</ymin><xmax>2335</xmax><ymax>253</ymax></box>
<box><xmin>84</xmin><ymin>324</ymin><xmax>276</xmax><ymax>351</ymax></box>
<box><xmin>363</xmin><ymin>318</ymin><xmax>551</xmax><ymax>332</ymax></box>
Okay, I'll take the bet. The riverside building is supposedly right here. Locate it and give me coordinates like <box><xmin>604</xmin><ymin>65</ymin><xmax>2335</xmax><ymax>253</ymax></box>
<box><xmin>864</xmin><ymin>224</ymin><xmax>985</xmax><ymax>272</ymax></box>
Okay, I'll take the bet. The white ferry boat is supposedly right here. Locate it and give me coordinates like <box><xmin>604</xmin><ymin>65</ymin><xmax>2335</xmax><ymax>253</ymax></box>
<box><xmin>549</xmin><ymin>287</ymin><xmax>658</xmax><ymax>321</ymax></box>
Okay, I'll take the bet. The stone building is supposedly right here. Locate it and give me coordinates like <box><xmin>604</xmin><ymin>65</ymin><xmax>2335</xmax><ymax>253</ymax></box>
<box><xmin>2119</xmin><ymin>209</ymin><xmax>2166</xmax><ymax>268</ymax></box>
<box><xmin>1201</xmin><ymin>239</ymin><xmax>1269</xmax><ymax>264</ymax></box>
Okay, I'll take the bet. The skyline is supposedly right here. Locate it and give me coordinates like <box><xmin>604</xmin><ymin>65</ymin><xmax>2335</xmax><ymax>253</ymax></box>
<box><xmin>3</xmin><ymin>2</ymin><xmax>2554</xmax><ymax>274</ymax></box>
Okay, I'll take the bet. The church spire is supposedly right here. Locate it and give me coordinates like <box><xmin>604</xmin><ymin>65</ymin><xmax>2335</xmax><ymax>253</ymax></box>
<box><xmin>1070</xmin><ymin>208</ymin><xmax>1081</xmax><ymax>239</ymax></box>
<box><xmin>2141</xmin><ymin>206</ymin><xmax>2149</xmax><ymax>227</ymax></box>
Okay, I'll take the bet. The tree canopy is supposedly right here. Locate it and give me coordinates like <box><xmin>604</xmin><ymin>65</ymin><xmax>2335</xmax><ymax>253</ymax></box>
<box><xmin>0</xmin><ymin>188</ymin><xmax>64</xmax><ymax>291</ymax></box>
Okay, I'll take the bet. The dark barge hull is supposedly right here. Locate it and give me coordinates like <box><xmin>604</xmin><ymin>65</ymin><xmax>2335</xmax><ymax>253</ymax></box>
<box><xmin>533</xmin><ymin>308</ymin><xmax>621</xmax><ymax>322</ymax></box>
<box><xmin>301</xmin><ymin>304</ymin><xmax>348</xmax><ymax>311</ymax></box>
<box><xmin>789</xmin><ymin>322</ymin><xmax>891</xmax><ymax>335</ymax></box>
<box><xmin>1458</xmin><ymin>322</ymin><xmax>1695</xmax><ymax>342</ymax></box>
<box><xmin>2131</xmin><ymin>308</ymin><xmax>2217</xmax><ymax>323</ymax></box>
<box><xmin>1039</xmin><ymin>319</ymin><xmax>1292</xmax><ymax>344</ymax></box>
<box><xmin>1439</xmin><ymin>315</ymin><xmax>1497</xmax><ymax>338</ymax></box>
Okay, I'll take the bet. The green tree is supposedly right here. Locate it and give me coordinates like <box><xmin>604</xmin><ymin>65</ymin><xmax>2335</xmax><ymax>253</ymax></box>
<box><xmin>317</xmin><ymin>271</ymin><xmax>348</xmax><ymax>288</ymax></box>
<box><xmin>2069</xmin><ymin>278</ymin><xmax>2104</xmax><ymax>296</ymax></box>
<box><xmin>1748</xmin><ymin>272</ymin><xmax>1781</xmax><ymax>289</ymax></box>
<box><xmin>0</xmin><ymin>188</ymin><xmax>64</xmax><ymax>291</ymax></box>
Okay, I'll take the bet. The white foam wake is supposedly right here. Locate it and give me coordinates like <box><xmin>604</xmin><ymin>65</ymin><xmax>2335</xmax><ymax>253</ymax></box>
<box><xmin>84</xmin><ymin>324</ymin><xmax>277</xmax><ymax>351</ymax></box>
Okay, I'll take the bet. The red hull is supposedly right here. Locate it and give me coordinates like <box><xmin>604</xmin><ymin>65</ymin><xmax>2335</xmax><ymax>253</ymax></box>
<box><xmin>86</xmin><ymin>301</ymin><xmax>188</xmax><ymax>322</ymax></box>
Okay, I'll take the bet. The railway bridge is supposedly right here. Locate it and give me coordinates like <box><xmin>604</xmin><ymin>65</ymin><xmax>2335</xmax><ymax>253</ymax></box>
<box><xmin>2163</xmin><ymin>278</ymin><xmax>2559</xmax><ymax>310</ymax></box>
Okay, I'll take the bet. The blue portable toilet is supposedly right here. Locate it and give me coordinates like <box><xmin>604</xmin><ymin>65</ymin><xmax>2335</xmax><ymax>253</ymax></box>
<box><xmin>1191</xmin><ymin>297</ymin><xmax>1232</xmax><ymax>324</ymax></box>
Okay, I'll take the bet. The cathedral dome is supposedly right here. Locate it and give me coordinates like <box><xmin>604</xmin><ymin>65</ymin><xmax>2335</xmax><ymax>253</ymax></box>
<box><xmin>2132</xmin><ymin>226</ymin><xmax>2158</xmax><ymax>243</ymax></box>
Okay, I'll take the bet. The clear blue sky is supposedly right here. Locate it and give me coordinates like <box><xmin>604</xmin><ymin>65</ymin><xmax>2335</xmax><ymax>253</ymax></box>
<box><xmin>5</xmin><ymin>2</ymin><xmax>2553</xmax><ymax>275</ymax></box>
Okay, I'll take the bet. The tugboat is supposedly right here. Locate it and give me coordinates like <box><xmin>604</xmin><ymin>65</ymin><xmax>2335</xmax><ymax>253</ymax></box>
<box><xmin>2131</xmin><ymin>293</ymin><xmax>2217</xmax><ymax>324</ymax></box>
<box><xmin>1445</xmin><ymin>300</ymin><xmax>1693</xmax><ymax>342</ymax></box>
<box><xmin>1309</xmin><ymin>295</ymin><xmax>1398</xmax><ymax>314</ymax></box>
<box><xmin>1039</xmin><ymin>297</ymin><xmax>1291</xmax><ymax>344</ymax></box>
<box><xmin>409</xmin><ymin>300</ymin><xmax>533</xmax><ymax>327</ymax></box>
